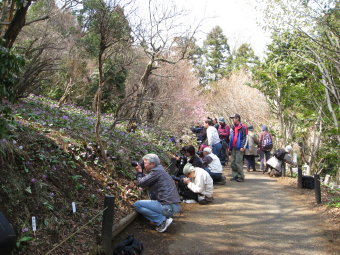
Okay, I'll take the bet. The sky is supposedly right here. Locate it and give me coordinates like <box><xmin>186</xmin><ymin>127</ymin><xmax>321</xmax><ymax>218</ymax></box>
<box><xmin>174</xmin><ymin>0</ymin><xmax>271</xmax><ymax>57</ymax></box>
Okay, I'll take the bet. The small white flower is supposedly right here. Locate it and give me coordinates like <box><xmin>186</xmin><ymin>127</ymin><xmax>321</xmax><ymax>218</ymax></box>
<box><xmin>19</xmin><ymin>146</ymin><xmax>23</xmax><ymax>150</ymax></box>
<box><xmin>13</xmin><ymin>140</ymin><xmax>17</xmax><ymax>144</ymax></box>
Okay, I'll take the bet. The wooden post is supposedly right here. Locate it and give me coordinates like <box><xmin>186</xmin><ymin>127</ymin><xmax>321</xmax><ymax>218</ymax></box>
<box><xmin>314</xmin><ymin>174</ymin><xmax>321</xmax><ymax>204</ymax></box>
<box><xmin>297</xmin><ymin>167</ymin><xmax>303</xmax><ymax>188</ymax></box>
<box><xmin>282</xmin><ymin>163</ymin><xmax>286</xmax><ymax>177</ymax></box>
<box><xmin>102</xmin><ymin>195</ymin><xmax>115</xmax><ymax>255</ymax></box>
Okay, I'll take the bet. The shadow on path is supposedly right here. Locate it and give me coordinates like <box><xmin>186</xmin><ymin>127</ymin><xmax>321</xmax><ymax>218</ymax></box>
<box><xmin>113</xmin><ymin>168</ymin><xmax>339</xmax><ymax>255</ymax></box>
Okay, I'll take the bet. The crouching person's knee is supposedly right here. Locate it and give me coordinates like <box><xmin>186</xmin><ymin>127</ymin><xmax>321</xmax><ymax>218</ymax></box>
<box><xmin>134</xmin><ymin>200</ymin><xmax>142</xmax><ymax>212</ymax></box>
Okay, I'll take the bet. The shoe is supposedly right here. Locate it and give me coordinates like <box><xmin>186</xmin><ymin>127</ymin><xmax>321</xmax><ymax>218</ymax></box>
<box><xmin>156</xmin><ymin>218</ymin><xmax>173</xmax><ymax>232</ymax></box>
<box><xmin>183</xmin><ymin>199</ymin><xmax>197</xmax><ymax>204</ymax></box>
<box><xmin>198</xmin><ymin>196</ymin><xmax>213</xmax><ymax>205</ymax></box>
<box><xmin>230</xmin><ymin>177</ymin><xmax>238</xmax><ymax>181</ymax></box>
<box><xmin>236</xmin><ymin>178</ymin><xmax>244</xmax><ymax>182</ymax></box>
<box><xmin>215</xmin><ymin>176</ymin><xmax>226</xmax><ymax>185</ymax></box>
<box><xmin>253</xmin><ymin>169</ymin><xmax>256</xmax><ymax>172</ymax></box>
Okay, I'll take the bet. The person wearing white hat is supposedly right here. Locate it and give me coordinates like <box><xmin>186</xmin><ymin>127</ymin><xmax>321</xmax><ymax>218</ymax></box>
<box><xmin>202</xmin><ymin>147</ymin><xmax>225</xmax><ymax>184</ymax></box>
<box><xmin>182</xmin><ymin>163</ymin><xmax>214</xmax><ymax>205</ymax></box>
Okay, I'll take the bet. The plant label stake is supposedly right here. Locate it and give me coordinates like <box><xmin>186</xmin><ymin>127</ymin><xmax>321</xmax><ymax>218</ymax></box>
<box><xmin>32</xmin><ymin>216</ymin><xmax>37</xmax><ymax>234</ymax></box>
<box><xmin>72</xmin><ymin>202</ymin><xmax>76</xmax><ymax>213</ymax></box>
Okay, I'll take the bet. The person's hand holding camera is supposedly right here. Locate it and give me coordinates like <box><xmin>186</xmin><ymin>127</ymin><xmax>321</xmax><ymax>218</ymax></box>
<box><xmin>135</xmin><ymin>164</ymin><xmax>142</xmax><ymax>173</ymax></box>
<box><xmin>183</xmin><ymin>177</ymin><xmax>191</xmax><ymax>184</ymax></box>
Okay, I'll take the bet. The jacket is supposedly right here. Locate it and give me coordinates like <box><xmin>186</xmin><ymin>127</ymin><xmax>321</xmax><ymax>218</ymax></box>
<box><xmin>202</xmin><ymin>153</ymin><xmax>223</xmax><ymax>173</ymax></box>
<box><xmin>218</xmin><ymin>123</ymin><xmax>230</xmax><ymax>142</ymax></box>
<box><xmin>244</xmin><ymin>131</ymin><xmax>258</xmax><ymax>155</ymax></box>
<box><xmin>188</xmin><ymin>154</ymin><xmax>203</xmax><ymax>168</ymax></box>
<box><xmin>187</xmin><ymin>167</ymin><xmax>213</xmax><ymax>198</ymax></box>
<box><xmin>229</xmin><ymin>123</ymin><xmax>248</xmax><ymax>150</ymax></box>
<box><xmin>206</xmin><ymin>126</ymin><xmax>221</xmax><ymax>146</ymax></box>
<box><xmin>136</xmin><ymin>165</ymin><xmax>181</xmax><ymax>204</ymax></box>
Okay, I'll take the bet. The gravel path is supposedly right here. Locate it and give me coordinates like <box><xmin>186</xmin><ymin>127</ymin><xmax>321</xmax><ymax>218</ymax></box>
<box><xmin>114</xmin><ymin>169</ymin><xmax>339</xmax><ymax>255</ymax></box>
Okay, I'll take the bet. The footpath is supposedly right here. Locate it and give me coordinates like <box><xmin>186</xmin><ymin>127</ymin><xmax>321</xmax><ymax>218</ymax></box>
<box><xmin>114</xmin><ymin>168</ymin><xmax>340</xmax><ymax>255</ymax></box>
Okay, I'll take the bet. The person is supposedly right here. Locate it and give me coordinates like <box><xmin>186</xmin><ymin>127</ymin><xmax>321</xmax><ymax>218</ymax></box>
<box><xmin>183</xmin><ymin>145</ymin><xmax>203</xmax><ymax>168</ymax></box>
<box><xmin>228</xmin><ymin>114</ymin><xmax>248</xmax><ymax>182</ymax></box>
<box><xmin>191</xmin><ymin>124</ymin><xmax>204</xmax><ymax>143</ymax></box>
<box><xmin>202</xmin><ymin>147</ymin><xmax>225</xmax><ymax>183</ymax></box>
<box><xmin>258</xmin><ymin>125</ymin><xmax>273</xmax><ymax>171</ymax></box>
<box><xmin>213</xmin><ymin>118</ymin><xmax>219</xmax><ymax>129</ymax></box>
<box><xmin>182</xmin><ymin>163</ymin><xmax>214</xmax><ymax>205</ymax></box>
<box><xmin>172</xmin><ymin>147</ymin><xmax>188</xmax><ymax>177</ymax></box>
<box><xmin>134</xmin><ymin>154</ymin><xmax>181</xmax><ymax>233</ymax></box>
<box><xmin>265</xmin><ymin>145</ymin><xmax>297</xmax><ymax>177</ymax></box>
<box><xmin>244</xmin><ymin>125</ymin><xmax>258</xmax><ymax>172</ymax></box>
<box><xmin>204</xmin><ymin>119</ymin><xmax>222</xmax><ymax>159</ymax></box>
<box><xmin>217</xmin><ymin>117</ymin><xmax>230</xmax><ymax>166</ymax></box>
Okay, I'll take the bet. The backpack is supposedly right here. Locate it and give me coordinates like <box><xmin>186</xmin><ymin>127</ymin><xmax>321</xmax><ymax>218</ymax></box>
<box><xmin>0</xmin><ymin>212</ymin><xmax>16</xmax><ymax>255</ymax></box>
<box><xmin>273</xmin><ymin>149</ymin><xmax>287</xmax><ymax>161</ymax></box>
<box><xmin>261</xmin><ymin>133</ymin><xmax>273</xmax><ymax>151</ymax></box>
<box><xmin>112</xmin><ymin>235</ymin><xmax>143</xmax><ymax>255</ymax></box>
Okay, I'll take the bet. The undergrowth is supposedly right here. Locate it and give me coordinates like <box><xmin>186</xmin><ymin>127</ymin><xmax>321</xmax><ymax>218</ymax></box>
<box><xmin>0</xmin><ymin>95</ymin><xmax>195</xmax><ymax>254</ymax></box>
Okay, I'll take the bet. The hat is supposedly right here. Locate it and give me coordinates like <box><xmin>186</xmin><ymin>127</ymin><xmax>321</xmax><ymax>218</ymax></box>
<box><xmin>261</xmin><ymin>125</ymin><xmax>268</xmax><ymax>131</ymax></box>
<box><xmin>203</xmin><ymin>147</ymin><xmax>212</xmax><ymax>153</ymax></box>
<box><xmin>218</xmin><ymin>117</ymin><xmax>225</xmax><ymax>123</ymax></box>
<box><xmin>248</xmin><ymin>125</ymin><xmax>254</xmax><ymax>130</ymax></box>
<box><xmin>285</xmin><ymin>145</ymin><xmax>293</xmax><ymax>153</ymax></box>
<box><xmin>183</xmin><ymin>163</ymin><xmax>195</xmax><ymax>175</ymax></box>
<box><xmin>230</xmin><ymin>113</ymin><xmax>241</xmax><ymax>119</ymax></box>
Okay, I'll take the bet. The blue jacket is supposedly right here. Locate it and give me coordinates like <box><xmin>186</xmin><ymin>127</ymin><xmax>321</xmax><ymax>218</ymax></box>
<box><xmin>229</xmin><ymin>123</ymin><xmax>248</xmax><ymax>150</ymax></box>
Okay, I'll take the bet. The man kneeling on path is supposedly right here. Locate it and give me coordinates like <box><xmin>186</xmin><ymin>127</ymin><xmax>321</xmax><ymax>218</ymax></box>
<box><xmin>134</xmin><ymin>154</ymin><xmax>181</xmax><ymax>233</ymax></box>
<box><xmin>202</xmin><ymin>147</ymin><xmax>226</xmax><ymax>184</ymax></box>
<box><xmin>182</xmin><ymin>163</ymin><xmax>214</xmax><ymax>205</ymax></box>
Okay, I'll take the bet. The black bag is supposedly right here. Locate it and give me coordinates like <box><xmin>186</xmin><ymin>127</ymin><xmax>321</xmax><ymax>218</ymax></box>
<box><xmin>112</xmin><ymin>235</ymin><xmax>143</xmax><ymax>255</ymax></box>
<box><xmin>0</xmin><ymin>212</ymin><xmax>16</xmax><ymax>255</ymax></box>
<box><xmin>302</xmin><ymin>176</ymin><xmax>315</xmax><ymax>189</ymax></box>
<box><xmin>273</xmin><ymin>149</ymin><xmax>287</xmax><ymax>161</ymax></box>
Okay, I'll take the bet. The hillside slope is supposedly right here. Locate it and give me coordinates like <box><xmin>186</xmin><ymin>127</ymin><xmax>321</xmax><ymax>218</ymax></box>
<box><xmin>0</xmin><ymin>95</ymin><xmax>180</xmax><ymax>254</ymax></box>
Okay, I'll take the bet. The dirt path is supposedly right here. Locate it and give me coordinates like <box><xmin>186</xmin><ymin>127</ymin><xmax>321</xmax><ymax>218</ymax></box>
<box><xmin>113</xmin><ymin>168</ymin><xmax>340</xmax><ymax>255</ymax></box>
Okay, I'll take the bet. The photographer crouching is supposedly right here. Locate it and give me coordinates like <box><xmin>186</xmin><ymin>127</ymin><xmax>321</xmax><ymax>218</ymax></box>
<box><xmin>133</xmin><ymin>154</ymin><xmax>181</xmax><ymax>233</ymax></box>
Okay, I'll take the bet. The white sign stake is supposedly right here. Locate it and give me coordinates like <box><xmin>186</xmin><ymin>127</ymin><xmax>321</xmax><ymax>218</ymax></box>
<box><xmin>72</xmin><ymin>202</ymin><xmax>76</xmax><ymax>213</ymax></box>
<box><xmin>32</xmin><ymin>216</ymin><xmax>37</xmax><ymax>233</ymax></box>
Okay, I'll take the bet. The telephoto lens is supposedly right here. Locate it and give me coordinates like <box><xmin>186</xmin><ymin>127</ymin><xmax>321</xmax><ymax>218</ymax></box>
<box><xmin>131</xmin><ymin>161</ymin><xmax>139</xmax><ymax>167</ymax></box>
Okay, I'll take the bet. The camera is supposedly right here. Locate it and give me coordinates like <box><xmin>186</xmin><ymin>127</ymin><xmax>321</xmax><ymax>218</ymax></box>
<box><xmin>131</xmin><ymin>160</ymin><xmax>145</xmax><ymax>171</ymax></box>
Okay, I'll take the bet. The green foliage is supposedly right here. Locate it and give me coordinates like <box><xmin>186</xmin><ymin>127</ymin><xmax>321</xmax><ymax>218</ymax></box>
<box><xmin>328</xmin><ymin>197</ymin><xmax>340</xmax><ymax>208</ymax></box>
<box><xmin>16</xmin><ymin>235</ymin><xmax>33</xmax><ymax>248</ymax></box>
<box><xmin>0</xmin><ymin>46</ymin><xmax>25</xmax><ymax>101</ymax></box>
<box><xmin>233</xmin><ymin>43</ymin><xmax>259</xmax><ymax>70</ymax></box>
<box><xmin>203</xmin><ymin>26</ymin><xmax>232</xmax><ymax>82</ymax></box>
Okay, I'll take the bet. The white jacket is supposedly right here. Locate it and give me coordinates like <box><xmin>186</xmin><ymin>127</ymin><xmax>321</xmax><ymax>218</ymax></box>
<box><xmin>206</xmin><ymin>126</ymin><xmax>220</xmax><ymax>146</ymax></box>
<box><xmin>187</xmin><ymin>167</ymin><xmax>214</xmax><ymax>198</ymax></box>
<box><xmin>207</xmin><ymin>153</ymin><xmax>223</xmax><ymax>173</ymax></box>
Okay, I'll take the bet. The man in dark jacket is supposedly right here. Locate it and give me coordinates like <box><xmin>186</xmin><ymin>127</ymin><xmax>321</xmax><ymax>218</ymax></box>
<box><xmin>134</xmin><ymin>154</ymin><xmax>181</xmax><ymax>233</ymax></box>
<box><xmin>228</xmin><ymin>114</ymin><xmax>248</xmax><ymax>182</ymax></box>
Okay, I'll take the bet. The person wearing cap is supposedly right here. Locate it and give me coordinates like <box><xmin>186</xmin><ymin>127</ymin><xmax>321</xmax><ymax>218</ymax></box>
<box><xmin>182</xmin><ymin>163</ymin><xmax>214</xmax><ymax>205</ymax></box>
<box><xmin>217</xmin><ymin>117</ymin><xmax>230</xmax><ymax>166</ymax></box>
<box><xmin>204</xmin><ymin>119</ymin><xmax>222</xmax><ymax>160</ymax></box>
<box><xmin>244</xmin><ymin>125</ymin><xmax>258</xmax><ymax>172</ymax></box>
<box><xmin>265</xmin><ymin>145</ymin><xmax>297</xmax><ymax>177</ymax></box>
<box><xmin>202</xmin><ymin>147</ymin><xmax>225</xmax><ymax>183</ymax></box>
<box><xmin>134</xmin><ymin>154</ymin><xmax>181</xmax><ymax>233</ymax></box>
<box><xmin>228</xmin><ymin>113</ymin><xmax>248</xmax><ymax>182</ymax></box>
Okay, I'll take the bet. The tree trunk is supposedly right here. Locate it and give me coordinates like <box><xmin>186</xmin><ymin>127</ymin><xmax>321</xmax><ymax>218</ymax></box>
<box><xmin>58</xmin><ymin>77</ymin><xmax>74</xmax><ymax>107</ymax></box>
<box><xmin>127</xmin><ymin>60</ymin><xmax>154</xmax><ymax>130</ymax></box>
<box><xmin>3</xmin><ymin>0</ymin><xmax>32</xmax><ymax>48</ymax></box>
<box><xmin>95</xmin><ymin>49</ymin><xmax>108</xmax><ymax>161</ymax></box>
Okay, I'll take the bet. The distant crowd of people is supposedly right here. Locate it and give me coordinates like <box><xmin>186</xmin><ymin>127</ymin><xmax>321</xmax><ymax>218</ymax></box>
<box><xmin>132</xmin><ymin>113</ymin><xmax>297</xmax><ymax>233</ymax></box>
